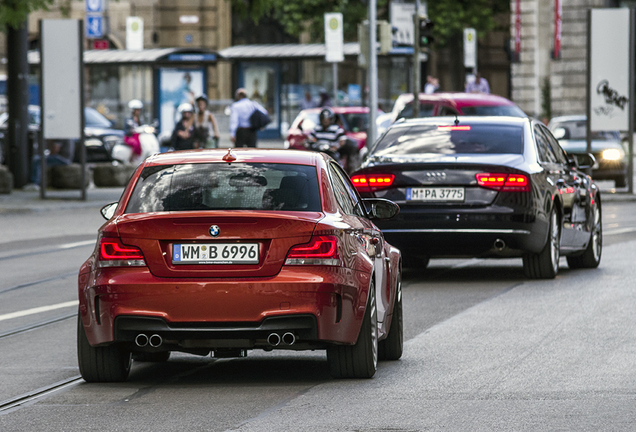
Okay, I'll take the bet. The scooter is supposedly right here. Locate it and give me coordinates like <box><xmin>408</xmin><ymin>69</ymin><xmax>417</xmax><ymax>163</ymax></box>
<box><xmin>111</xmin><ymin>124</ymin><xmax>160</xmax><ymax>166</ymax></box>
<box><xmin>304</xmin><ymin>137</ymin><xmax>362</xmax><ymax>174</ymax></box>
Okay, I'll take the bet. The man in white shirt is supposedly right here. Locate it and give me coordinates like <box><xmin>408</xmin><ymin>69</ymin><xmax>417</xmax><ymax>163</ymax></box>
<box><xmin>229</xmin><ymin>88</ymin><xmax>268</xmax><ymax>147</ymax></box>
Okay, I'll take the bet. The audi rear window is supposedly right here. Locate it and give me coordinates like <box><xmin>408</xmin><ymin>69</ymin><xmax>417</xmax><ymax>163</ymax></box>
<box><xmin>125</xmin><ymin>163</ymin><xmax>321</xmax><ymax>213</ymax></box>
<box><xmin>370</xmin><ymin>124</ymin><xmax>524</xmax><ymax>156</ymax></box>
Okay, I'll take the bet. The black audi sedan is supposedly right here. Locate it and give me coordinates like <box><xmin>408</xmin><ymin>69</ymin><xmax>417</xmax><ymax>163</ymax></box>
<box><xmin>351</xmin><ymin>116</ymin><xmax>602</xmax><ymax>279</ymax></box>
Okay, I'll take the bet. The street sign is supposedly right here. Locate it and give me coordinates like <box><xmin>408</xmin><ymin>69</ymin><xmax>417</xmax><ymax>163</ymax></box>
<box><xmin>324</xmin><ymin>13</ymin><xmax>344</xmax><ymax>62</ymax></box>
<box><xmin>92</xmin><ymin>39</ymin><xmax>109</xmax><ymax>50</ymax></box>
<box><xmin>86</xmin><ymin>15</ymin><xmax>103</xmax><ymax>38</ymax></box>
<box><xmin>86</xmin><ymin>0</ymin><xmax>103</xmax><ymax>13</ymax></box>
<box><xmin>464</xmin><ymin>28</ymin><xmax>477</xmax><ymax>69</ymax></box>
<box><xmin>126</xmin><ymin>17</ymin><xmax>144</xmax><ymax>50</ymax></box>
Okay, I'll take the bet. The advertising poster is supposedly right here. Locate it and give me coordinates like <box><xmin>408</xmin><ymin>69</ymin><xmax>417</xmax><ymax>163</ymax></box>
<box><xmin>159</xmin><ymin>68</ymin><xmax>204</xmax><ymax>135</ymax></box>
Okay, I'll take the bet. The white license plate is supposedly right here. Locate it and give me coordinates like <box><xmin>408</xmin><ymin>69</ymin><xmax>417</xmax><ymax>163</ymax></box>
<box><xmin>407</xmin><ymin>187</ymin><xmax>465</xmax><ymax>202</ymax></box>
<box><xmin>172</xmin><ymin>243</ymin><xmax>259</xmax><ymax>264</ymax></box>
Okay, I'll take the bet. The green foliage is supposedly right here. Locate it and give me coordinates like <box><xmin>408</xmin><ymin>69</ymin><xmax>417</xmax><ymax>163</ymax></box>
<box><xmin>230</xmin><ymin>0</ymin><xmax>388</xmax><ymax>41</ymax></box>
<box><xmin>0</xmin><ymin>0</ymin><xmax>54</xmax><ymax>29</ymax></box>
<box><xmin>427</xmin><ymin>0</ymin><xmax>509</xmax><ymax>46</ymax></box>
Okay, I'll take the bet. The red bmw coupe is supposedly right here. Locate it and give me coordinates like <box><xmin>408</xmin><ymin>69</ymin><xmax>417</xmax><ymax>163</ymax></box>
<box><xmin>78</xmin><ymin>148</ymin><xmax>402</xmax><ymax>382</ymax></box>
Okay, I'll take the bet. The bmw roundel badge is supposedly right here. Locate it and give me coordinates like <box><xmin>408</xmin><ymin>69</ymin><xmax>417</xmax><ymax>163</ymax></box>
<box><xmin>209</xmin><ymin>225</ymin><xmax>220</xmax><ymax>237</ymax></box>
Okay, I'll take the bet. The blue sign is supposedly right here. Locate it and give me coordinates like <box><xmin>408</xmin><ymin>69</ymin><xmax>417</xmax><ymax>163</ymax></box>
<box><xmin>86</xmin><ymin>16</ymin><xmax>103</xmax><ymax>38</ymax></box>
<box><xmin>86</xmin><ymin>0</ymin><xmax>104</xmax><ymax>13</ymax></box>
<box><xmin>167</xmin><ymin>53</ymin><xmax>217</xmax><ymax>62</ymax></box>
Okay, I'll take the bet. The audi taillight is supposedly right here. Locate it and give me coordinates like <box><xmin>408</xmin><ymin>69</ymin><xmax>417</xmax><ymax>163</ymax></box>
<box><xmin>98</xmin><ymin>237</ymin><xmax>146</xmax><ymax>267</ymax></box>
<box><xmin>351</xmin><ymin>174</ymin><xmax>395</xmax><ymax>193</ymax></box>
<box><xmin>285</xmin><ymin>235</ymin><xmax>341</xmax><ymax>266</ymax></box>
<box><xmin>476</xmin><ymin>173</ymin><xmax>529</xmax><ymax>192</ymax></box>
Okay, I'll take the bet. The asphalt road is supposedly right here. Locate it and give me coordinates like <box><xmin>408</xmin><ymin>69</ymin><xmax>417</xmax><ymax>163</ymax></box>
<box><xmin>0</xmin><ymin>190</ymin><xmax>635</xmax><ymax>431</ymax></box>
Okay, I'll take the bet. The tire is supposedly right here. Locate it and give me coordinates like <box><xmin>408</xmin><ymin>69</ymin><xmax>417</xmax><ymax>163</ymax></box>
<box><xmin>133</xmin><ymin>351</ymin><xmax>171</xmax><ymax>362</ymax></box>
<box><xmin>327</xmin><ymin>279</ymin><xmax>378</xmax><ymax>378</ymax></box>
<box><xmin>402</xmin><ymin>254</ymin><xmax>430</xmax><ymax>270</ymax></box>
<box><xmin>378</xmin><ymin>266</ymin><xmax>403</xmax><ymax>361</ymax></box>
<box><xmin>567</xmin><ymin>201</ymin><xmax>602</xmax><ymax>269</ymax></box>
<box><xmin>77</xmin><ymin>314</ymin><xmax>132</xmax><ymax>382</ymax></box>
<box><xmin>615</xmin><ymin>176</ymin><xmax>627</xmax><ymax>188</ymax></box>
<box><xmin>523</xmin><ymin>208</ymin><xmax>561</xmax><ymax>279</ymax></box>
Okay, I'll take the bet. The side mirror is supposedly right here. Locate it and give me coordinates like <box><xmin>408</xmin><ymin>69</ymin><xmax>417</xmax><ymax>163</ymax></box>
<box><xmin>363</xmin><ymin>198</ymin><xmax>400</xmax><ymax>220</ymax></box>
<box><xmin>576</xmin><ymin>153</ymin><xmax>596</xmax><ymax>170</ymax></box>
<box><xmin>100</xmin><ymin>202</ymin><xmax>118</xmax><ymax>220</ymax></box>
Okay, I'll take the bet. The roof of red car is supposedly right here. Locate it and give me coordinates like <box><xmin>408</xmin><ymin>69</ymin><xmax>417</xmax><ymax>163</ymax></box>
<box><xmin>301</xmin><ymin>106</ymin><xmax>370</xmax><ymax>114</ymax></box>
<box><xmin>142</xmin><ymin>148</ymin><xmax>323</xmax><ymax>167</ymax></box>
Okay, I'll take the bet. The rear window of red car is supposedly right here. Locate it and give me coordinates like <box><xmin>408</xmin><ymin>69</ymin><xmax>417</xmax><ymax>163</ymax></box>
<box><xmin>125</xmin><ymin>163</ymin><xmax>322</xmax><ymax>213</ymax></box>
<box><xmin>459</xmin><ymin>105</ymin><xmax>526</xmax><ymax>117</ymax></box>
<box><xmin>370</xmin><ymin>123</ymin><xmax>524</xmax><ymax>156</ymax></box>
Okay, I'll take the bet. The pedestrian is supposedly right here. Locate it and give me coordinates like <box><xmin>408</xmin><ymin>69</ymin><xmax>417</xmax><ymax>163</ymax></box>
<box><xmin>24</xmin><ymin>139</ymin><xmax>75</xmax><ymax>190</ymax></box>
<box><xmin>229</xmin><ymin>88</ymin><xmax>268</xmax><ymax>148</ymax></box>
<box><xmin>318</xmin><ymin>91</ymin><xmax>332</xmax><ymax>108</ymax></box>
<box><xmin>424</xmin><ymin>75</ymin><xmax>440</xmax><ymax>94</ymax></box>
<box><xmin>301</xmin><ymin>91</ymin><xmax>315</xmax><ymax>110</ymax></box>
<box><xmin>194</xmin><ymin>94</ymin><xmax>220</xmax><ymax>149</ymax></box>
<box><xmin>465</xmin><ymin>72</ymin><xmax>490</xmax><ymax>94</ymax></box>
<box><xmin>171</xmin><ymin>103</ymin><xmax>196</xmax><ymax>151</ymax></box>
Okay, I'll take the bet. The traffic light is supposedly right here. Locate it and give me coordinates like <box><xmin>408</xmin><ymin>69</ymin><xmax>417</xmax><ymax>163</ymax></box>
<box><xmin>419</xmin><ymin>16</ymin><xmax>434</xmax><ymax>49</ymax></box>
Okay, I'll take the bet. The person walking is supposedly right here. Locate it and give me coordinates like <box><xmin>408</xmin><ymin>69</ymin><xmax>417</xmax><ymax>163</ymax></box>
<box><xmin>229</xmin><ymin>88</ymin><xmax>268</xmax><ymax>148</ymax></box>
<box><xmin>465</xmin><ymin>72</ymin><xmax>490</xmax><ymax>94</ymax></box>
<box><xmin>171</xmin><ymin>103</ymin><xmax>196</xmax><ymax>151</ymax></box>
<box><xmin>194</xmin><ymin>94</ymin><xmax>220</xmax><ymax>149</ymax></box>
<box><xmin>424</xmin><ymin>76</ymin><xmax>440</xmax><ymax>94</ymax></box>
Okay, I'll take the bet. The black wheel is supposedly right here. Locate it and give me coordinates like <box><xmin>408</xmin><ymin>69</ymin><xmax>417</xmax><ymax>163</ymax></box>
<box><xmin>327</xmin><ymin>279</ymin><xmax>378</xmax><ymax>378</ymax></box>
<box><xmin>77</xmin><ymin>314</ymin><xmax>132</xmax><ymax>382</ymax></box>
<box><xmin>379</xmin><ymin>266</ymin><xmax>403</xmax><ymax>361</ymax></box>
<box><xmin>133</xmin><ymin>351</ymin><xmax>171</xmax><ymax>362</ymax></box>
<box><xmin>615</xmin><ymin>176</ymin><xmax>627</xmax><ymax>188</ymax></box>
<box><xmin>567</xmin><ymin>201</ymin><xmax>602</xmax><ymax>269</ymax></box>
<box><xmin>523</xmin><ymin>208</ymin><xmax>560</xmax><ymax>279</ymax></box>
<box><xmin>402</xmin><ymin>254</ymin><xmax>429</xmax><ymax>270</ymax></box>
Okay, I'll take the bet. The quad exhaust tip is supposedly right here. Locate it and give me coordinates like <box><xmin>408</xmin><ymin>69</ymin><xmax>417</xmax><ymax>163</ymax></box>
<box><xmin>267</xmin><ymin>333</ymin><xmax>281</xmax><ymax>346</ymax></box>
<box><xmin>135</xmin><ymin>334</ymin><xmax>148</xmax><ymax>347</ymax></box>
<box><xmin>282</xmin><ymin>332</ymin><xmax>296</xmax><ymax>345</ymax></box>
<box><xmin>149</xmin><ymin>334</ymin><xmax>163</xmax><ymax>348</ymax></box>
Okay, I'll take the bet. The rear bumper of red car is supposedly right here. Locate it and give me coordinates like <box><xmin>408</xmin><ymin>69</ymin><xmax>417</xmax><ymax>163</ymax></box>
<box><xmin>79</xmin><ymin>266</ymin><xmax>371</xmax><ymax>350</ymax></box>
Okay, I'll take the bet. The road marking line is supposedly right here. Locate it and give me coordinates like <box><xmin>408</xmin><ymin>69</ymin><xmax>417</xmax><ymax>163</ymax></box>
<box><xmin>59</xmin><ymin>240</ymin><xmax>95</xmax><ymax>249</ymax></box>
<box><xmin>0</xmin><ymin>301</ymin><xmax>78</xmax><ymax>322</ymax></box>
<box><xmin>604</xmin><ymin>227</ymin><xmax>636</xmax><ymax>236</ymax></box>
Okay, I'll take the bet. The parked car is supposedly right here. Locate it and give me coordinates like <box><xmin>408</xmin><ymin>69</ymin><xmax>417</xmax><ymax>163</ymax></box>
<box><xmin>388</xmin><ymin>92</ymin><xmax>527</xmax><ymax>124</ymax></box>
<box><xmin>548</xmin><ymin>115</ymin><xmax>628</xmax><ymax>188</ymax></box>
<box><xmin>351</xmin><ymin>117</ymin><xmax>602</xmax><ymax>279</ymax></box>
<box><xmin>0</xmin><ymin>105</ymin><xmax>124</xmax><ymax>164</ymax></box>
<box><xmin>77</xmin><ymin>148</ymin><xmax>403</xmax><ymax>382</ymax></box>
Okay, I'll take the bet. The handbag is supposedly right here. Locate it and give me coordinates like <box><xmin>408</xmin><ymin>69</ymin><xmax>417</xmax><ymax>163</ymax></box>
<box><xmin>249</xmin><ymin>104</ymin><xmax>271</xmax><ymax>130</ymax></box>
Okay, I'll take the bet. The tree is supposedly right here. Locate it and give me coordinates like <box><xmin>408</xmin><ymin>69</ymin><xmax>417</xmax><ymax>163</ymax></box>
<box><xmin>0</xmin><ymin>0</ymin><xmax>55</xmax><ymax>30</ymax></box>
<box><xmin>230</xmin><ymin>0</ymin><xmax>389</xmax><ymax>41</ymax></box>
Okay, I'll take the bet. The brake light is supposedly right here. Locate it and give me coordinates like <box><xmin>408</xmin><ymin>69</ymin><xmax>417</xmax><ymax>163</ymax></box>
<box><xmin>437</xmin><ymin>125</ymin><xmax>471</xmax><ymax>131</ymax></box>
<box><xmin>351</xmin><ymin>174</ymin><xmax>395</xmax><ymax>193</ymax></box>
<box><xmin>285</xmin><ymin>235</ymin><xmax>340</xmax><ymax>266</ymax></box>
<box><xmin>98</xmin><ymin>237</ymin><xmax>146</xmax><ymax>267</ymax></box>
<box><xmin>476</xmin><ymin>173</ymin><xmax>529</xmax><ymax>192</ymax></box>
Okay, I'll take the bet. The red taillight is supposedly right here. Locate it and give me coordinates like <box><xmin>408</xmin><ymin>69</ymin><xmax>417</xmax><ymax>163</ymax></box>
<box><xmin>351</xmin><ymin>174</ymin><xmax>395</xmax><ymax>193</ymax></box>
<box><xmin>98</xmin><ymin>237</ymin><xmax>146</xmax><ymax>267</ymax></box>
<box><xmin>476</xmin><ymin>173</ymin><xmax>529</xmax><ymax>192</ymax></box>
<box><xmin>285</xmin><ymin>235</ymin><xmax>340</xmax><ymax>266</ymax></box>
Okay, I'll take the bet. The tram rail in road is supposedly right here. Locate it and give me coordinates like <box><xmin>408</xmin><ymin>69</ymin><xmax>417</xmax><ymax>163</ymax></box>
<box><xmin>0</xmin><ymin>376</ymin><xmax>83</xmax><ymax>415</ymax></box>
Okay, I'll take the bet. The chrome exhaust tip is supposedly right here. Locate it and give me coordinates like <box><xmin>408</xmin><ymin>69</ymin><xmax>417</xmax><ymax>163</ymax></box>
<box><xmin>267</xmin><ymin>333</ymin><xmax>281</xmax><ymax>346</ymax></box>
<box><xmin>282</xmin><ymin>332</ymin><xmax>296</xmax><ymax>345</ymax></box>
<box><xmin>494</xmin><ymin>239</ymin><xmax>506</xmax><ymax>251</ymax></box>
<box><xmin>135</xmin><ymin>334</ymin><xmax>148</xmax><ymax>347</ymax></box>
<box><xmin>148</xmin><ymin>334</ymin><xmax>163</xmax><ymax>348</ymax></box>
